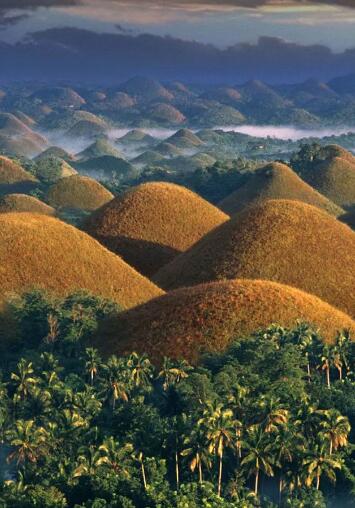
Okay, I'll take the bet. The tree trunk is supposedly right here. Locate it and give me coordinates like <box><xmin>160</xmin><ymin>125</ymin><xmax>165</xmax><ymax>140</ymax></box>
<box><xmin>326</xmin><ymin>366</ymin><xmax>331</xmax><ymax>389</ymax></box>
<box><xmin>218</xmin><ymin>449</ymin><xmax>223</xmax><ymax>497</ymax></box>
<box><xmin>255</xmin><ymin>468</ymin><xmax>259</xmax><ymax>495</ymax></box>
<box><xmin>90</xmin><ymin>370</ymin><xmax>94</xmax><ymax>386</ymax></box>
<box><xmin>141</xmin><ymin>460</ymin><xmax>147</xmax><ymax>490</ymax></box>
<box><xmin>279</xmin><ymin>476</ymin><xmax>283</xmax><ymax>506</ymax></box>
<box><xmin>198</xmin><ymin>461</ymin><xmax>203</xmax><ymax>484</ymax></box>
<box><xmin>316</xmin><ymin>474</ymin><xmax>320</xmax><ymax>490</ymax></box>
<box><xmin>330</xmin><ymin>440</ymin><xmax>333</xmax><ymax>456</ymax></box>
<box><xmin>307</xmin><ymin>360</ymin><xmax>311</xmax><ymax>382</ymax></box>
<box><xmin>175</xmin><ymin>450</ymin><xmax>180</xmax><ymax>490</ymax></box>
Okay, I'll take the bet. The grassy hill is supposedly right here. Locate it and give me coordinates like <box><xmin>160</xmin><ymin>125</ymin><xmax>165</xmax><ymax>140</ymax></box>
<box><xmin>154</xmin><ymin>199</ymin><xmax>355</xmax><ymax>317</ymax></box>
<box><xmin>0</xmin><ymin>213</ymin><xmax>163</xmax><ymax>309</ymax></box>
<box><xmin>46</xmin><ymin>175</ymin><xmax>113</xmax><ymax>211</ymax></box>
<box><xmin>94</xmin><ymin>279</ymin><xmax>355</xmax><ymax>364</ymax></box>
<box><xmin>0</xmin><ymin>156</ymin><xmax>38</xmax><ymax>194</ymax></box>
<box><xmin>76</xmin><ymin>139</ymin><xmax>124</xmax><ymax>161</ymax></box>
<box><xmin>0</xmin><ymin>194</ymin><xmax>55</xmax><ymax>215</ymax></box>
<box><xmin>219</xmin><ymin>162</ymin><xmax>343</xmax><ymax>216</ymax></box>
<box><xmin>83</xmin><ymin>182</ymin><xmax>229</xmax><ymax>276</ymax></box>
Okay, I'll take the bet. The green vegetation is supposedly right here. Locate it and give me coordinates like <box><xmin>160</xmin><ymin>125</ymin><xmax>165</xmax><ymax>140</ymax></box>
<box><xmin>0</xmin><ymin>289</ymin><xmax>354</xmax><ymax>507</ymax></box>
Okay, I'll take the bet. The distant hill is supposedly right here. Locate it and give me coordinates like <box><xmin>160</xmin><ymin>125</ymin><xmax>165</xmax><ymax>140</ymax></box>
<box><xmin>76</xmin><ymin>139</ymin><xmax>124</xmax><ymax>161</ymax></box>
<box><xmin>0</xmin><ymin>212</ymin><xmax>163</xmax><ymax>309</ymax></box>
<box><xmin>82</xmin><ymin>182</ymin><xmax>228</xmax><ymax>276</ymax></box>
<box><xmin>145</xmin><ymin>102</ymin><xmax>186</xmax><ymax>125</ymax></box>
<box><xmin>116</xmin><ymin>129</ymin><xmax>157</xmax><ymax>147</ymax></box>
<box><xmin>74</xmin><ymin>155</ymin><xmax>136</xmax><ymax>181</ymax></box>
<box><xmin>93</xmin><ymin>279</ymin><xmax>355</xmax><ymax>364</ymax></box>
<box><xmin>118</xmin><ymin>77</ymin><xmax>174</xmax><ymax>102</ymax></box>
<box><xmin>31</xmin><ymin>87</ymin><xmax>86</xmax><ymax>109</ymax></box>
<box><xmin>219</xmin><ymin>162</ymin><xmax>343</xmax><ymax>216</ymax></box>
<box><xmin>154</xmin><ymin>199</ymin><xmax>355</xmax><ymax>317</ymax></box>
<box><xmin>166</xmin><ymin>129</ymin><xmax>203</xmax><ymax>149</ymax></box>
<box><xmin>35</xmin><ymin>146</ymin><xmax>75</xmax><ymax>163</ymax></box>
<box><xmin>0</xmin><ymin>194</ymin><xmax>55</xmax><ymax>215</ymax></box>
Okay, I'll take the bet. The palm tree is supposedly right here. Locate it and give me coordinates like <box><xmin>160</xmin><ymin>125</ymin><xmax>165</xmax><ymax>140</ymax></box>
<box><xmin>73</xmin><ymin>445</ymin><xmax>102</xmax><ymax>478</ymax></box>
<box><xmin>199</xmin><ymin>402</ymin><xmax>236</xmax><ymax>497</ymax></box>
<box><xmin>157</xmin><ymin>358</ymin><xmax>191</xmax><ymax>391</ymax></box>
<box><xmin>84</xmin><ymin>348</ymin><xmax>101</xmax><ymax>386</ymax></box>
<box><xmin>319</xmin><ymin>345</ymin><xmax>332</xmax><ymax>389</ymax></box>
<box><xmin>318</xmin><ymin>409</ymin><xmax>350</xmax><ymax>455</ymax></box>
<box><xmin>6</xmin><ymin>419</ymin><xmax>49</xmax><ymax>466</ymax></box>
<box><xmin>258</xmin><ymin>396</ymin><xmax>289</xmax><ymax>433</ymax></box>
<box><xmin>127</xmin><ymin>352</ymin><xmax>153</xmax><ymax>390</ymax></box>
<box><xmin>293</xmin><ymin>323</ymin><xmax>315</xmax><ymax>380</ymax></box>
<box><xmin>333</xmin><ymin>331</ymin><xmax>351</xmax><ymax>381</ymax></box>
<box><xmin>11</xmin><ymin>360</ymin><xmax>38</xmax><ymax>401</ymax></box>
<box><xmin>97</xmin><ymin>436</ymin><xmax>133</xmax><ymax>476</ymax></box>
<box><xmin>102</xmin><ymin>356</ymin><xmax>129</xmax><ymax>410</ymax></box>
<box><xmin>241</xmin><ymin>425</ymin><xmax>275</xmax><ymax>496</ymax></box>
<box><xmin>274</xmin><ymin>425</ymin><xmax>295</xmax><ymax>503</ymax></box>
<box><xmin>303</xmin><ymin>443</ymin><xmax>342</xmax><ymax>490</ymax></box>
<box><xmin>181</xmin><ymin>428</ymin><xmax>211</xmax><ymax>483</ymax></box>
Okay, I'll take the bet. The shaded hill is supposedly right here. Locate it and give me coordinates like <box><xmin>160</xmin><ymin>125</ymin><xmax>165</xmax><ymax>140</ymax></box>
<box><xmin>34</xmin><ymin>146</ymin><xmax>75</xmax><ymax>162</ymax></box>
<box><xmin>83</xmin><ymin>182</ymin><xmax>229</xmax><ymax>276</ymax></box>
<box><xmin>116</xmin><ymin>129</ymin><xmax>157</xmax><ymax>147</ymax></box>
<box><xmin>154</xmin><ymin>200</ymin><xmax>355</xmax><ymax>317</ymax></box>
<box><xmin>94</xmin><ymin>279</ymin><xmax>355</xmax><ymax>364</ymax></box>
<box><xmin>65</xmin><ymin>120</ymin><xmax>107</xmax><ymax>139</ymax></box>
<box><xmin>118</xmin><ymin>76</ymin><xmax>174</xmax><ymax>102</ymax></box>
<box><xmin>74</xmin><ymin>155</ymin><xmax>136</xmax><ymax>181</ymax></box>
<box><xmin>76</xmin><ymin>139</ymin><xmax>124</xmax><ymax>161</ymax></box>
<box><xmin>46</xmin><ymin>175</ymin><xmax>113</xmax><ymax>211</ymax></box>
<box><xmin>145</xmin><ymin>103</ymin><xmax>186</xmax><ymax>125</ymax></box>
<box><xmin>219</xmin><ymin>162</ymin><xmax>343</xmax><ymax>216</ymax></box>
<box><xmin>166</xmin><ymin>129</ymin><xmax>203</xmax><ymax>149</ymax></box>
<box><xmin>0</xmin><ymin>156</ymin><xmax>38</xmax><ymax>194</ymax></box>
<box><xmin>0</xmin><ymin>213</ymin><xmax>163</xmax><ymax>309</ymax></box>
<box><xmin>0</xmin><ymin>194</ymin><xmax>55</xmax><ymax>215</ymax></box>
<box><xmin>31</xmin><ymin>87</ymin><xmax>86</xmax><ymax>109</ymax></box>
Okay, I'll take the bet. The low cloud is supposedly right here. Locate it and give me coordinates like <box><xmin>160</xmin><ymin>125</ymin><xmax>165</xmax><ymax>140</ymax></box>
<box><xmin>0</xmin><ymin>28</ymin><xmax>354</xmax><ymax>84</ymax></box>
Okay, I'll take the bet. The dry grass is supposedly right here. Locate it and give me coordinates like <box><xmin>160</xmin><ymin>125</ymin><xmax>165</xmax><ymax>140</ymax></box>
<box><xmin>154</xmin><ymin>199</ymin><xmax>355</xmax><ymax>317</ymax></box>
<box><xmin>93</xmin><ymin>279</ymin><xmax>355</xmax><ymax>364</ymax></box>
<box><xmin>0</xmin><ymin>212</ymin><xmax>163</xmax><ymax>309</ymax></box>
<box><xmin>0</xmin><ymin>156</ymin><xmax>37</xmax><ymax>185</ymax></box>
<box><xmin>0</xmin><ymin>194</ymin><xmax>55</xmax><ymax>215</ymax></box>
<box><xmin>46</xmin><ymin>175</ymin><xmax>113</xmax><ymax>211</ymax></box>
<box><xmin>82</xmin><ymin>182</ymin><xmax>229</xmax><ymax>276</ymax></box>
<box><xmin>219</xmin><ymin>162</ymin><xmax>343</xmax><ymax>216</ymax></box>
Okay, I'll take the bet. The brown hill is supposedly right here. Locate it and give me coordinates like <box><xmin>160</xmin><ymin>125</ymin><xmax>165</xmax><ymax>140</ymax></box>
<box><xmin>0</xmin><ymin>156</ymin><xmax>38</xmax><ymax>194</ymax></box>
<box><xmin>146</xmin><ymin>103</ymin><xmax>186</xmax><ymax>125</ymax></box>
<box><xmin>154</xmin><ymin>200</ymin><xmax>355</xmax><ymax>317</ymax></box>
<box><xmin>0</xmin><ymin>194</ymin><xmax>55</xmax><ymax>215</ymax></box>
<box><xmin>46</xmin><ymin>175</ymin><xmax>113</xmax><ymax>211</ymax></box>
<box><xmin>0</xmin><ymin>213</ymin><xmax>163</xmax><ymax>309</ymax></box>
<box><xmin>94</xmin><ymin>279</ymin><xmax>355</xmax><ymax>364</ymax></box>
<box><xmin>304</xmin><ymin>156</ymin><xmax>355</xmax><ymax>208</ymax></box>
<box><xmin>219</xmin><ymin>162</ymin><xmax>343</xmax><ymax>216</ymax></box>
<box><xmin>320</xmin><ymin>144</ymin><xmax>355</xmax><ymax>163</ymax></box>
<box><xmin>83</xmin><ymin>182</ymin><xmax>229</xmax><ymax>276</ymax></box>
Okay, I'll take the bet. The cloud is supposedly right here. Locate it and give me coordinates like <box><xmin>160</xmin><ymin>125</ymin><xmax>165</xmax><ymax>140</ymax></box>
<box><xmin>0</xmin><ymin>27</ymin><xmax>354</xmax><ymax>84</ymax></box>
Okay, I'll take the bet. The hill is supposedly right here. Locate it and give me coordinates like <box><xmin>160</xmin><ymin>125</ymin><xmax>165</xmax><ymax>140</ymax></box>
<box><xmin>116</xmin><ymin>129</ymin><xmax>156</xmax><ymax>147</ymax></box>
<box><xmin>46</xmin><ymin>175</ymin><xmax>113</xmax><ymax>211</ymax></box>
<box><xmin>34</xmin><ymin>157</ymin><xmax>77</xmax><ymax>183</ymax></box>
<box><xmin>34</xmin><ymin>146</ymin><xmax>75</xmax><ymax>162</ymax></box>
<box><xmin>65</xmin><ymin>120</ymin><xmax>107</xmax><ymax>139</ymax></box>
<box><xmin>305</xmin><ymin>155</ymin><xmax>355</xmax><ymax>208</ymax></box>
<box><xmin>145</xmin><ymin>103</ymin><xmax>186</xmax><ymax>125</ymax></box>
<box><xmin>166</xmin><ymin>129</ymin><xmax>203</xmax><ymax>149</ymax></box>
<box><xmin>0</xmin><ymin>213</ymin><xmax>162</xmax><ymax>309</ymax></box>
<box><xmin>82</xmin><ymin>182</ymin><xmax>229</xmax><ymax>276</ymax></box>
<box><xmin>94</xmin><ymin>279</ymin><xmax>355</xmax><ymax>364</ymax></box>
<box><xmin>0</xmin><ymin>194</ymin><xmax>55</xmax><ymax>215</ymax></box>
<box><xmin>0</xmin><ymin>156</ymin><xmax>38</xmax><ymax>194</ymax></box>
<box><xmin>154</xmin><ymin>200</ymin><xmax>355</xmax><ymax>317</ymax></box>
<box><xmin>31</xmin><ymin>87</ymin><xmax>86</xmax><ymax>109</ymax></box>
<box><xmin>219</xmin><ymin>162</ymin><xmax>343</xmax><ymax>216</ymax></box>
<box><xmin>118</xmin><ymin>77</ymin><xmax>174</xmax><ymax>102</ymax></box>
<box><xmin>73</xmin><ymin>156</ymin><xmax>136</xmax><ymax>180</ymax></box>
<box><xmin>76</xmin><ymin>139</ymin><xmax>124</xmax><ymax>160</ymax></box>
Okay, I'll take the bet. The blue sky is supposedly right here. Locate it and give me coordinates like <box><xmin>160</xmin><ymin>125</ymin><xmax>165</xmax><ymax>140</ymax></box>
<box><xmin>1</xmin><ymin>1</ymin><xmax>355</xmax><ymax>51</ymax></box>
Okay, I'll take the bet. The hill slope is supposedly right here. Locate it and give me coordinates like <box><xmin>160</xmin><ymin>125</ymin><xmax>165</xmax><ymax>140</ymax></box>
<box><xmin>46</xmin><ymin>175</ymin><xmax>113</xmax><ymax>211</ymax></box>
<box><xmin>154</xmin><ymin>200</ymin><xmax>355</xmax><ymax>317</ymax></box>
<box><xmin>219</xmin><ymin>162</ymin><xmax>343</xmax><ymax>216</ymax></box>
<box><xmin>0</xmin><ymin>156</ymin><xmax>38</xmax><ymax>193</ymax></box>
<box><xmin>94</xmin><ymin>279</ymin><xmax>355</xmax><ymax>364</ymax></box>
<box><xmin>0</xmin><ymin>194</ymin><xmax>55</xmax><ymax>215</ymax></box>
<box><xmin>83</xmin><ymin>182</ymin><xmax>229</xmax><ymax>276</ymax></box>
<box><xmin>0</xmin><ymin>213</ymin><xmax>163</xmax><ymax>309</ymax></box>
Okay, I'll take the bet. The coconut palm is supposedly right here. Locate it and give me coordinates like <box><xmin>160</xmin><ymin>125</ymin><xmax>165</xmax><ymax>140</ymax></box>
<box><xmin>241</xmin><ymin>425</ymin><xmax>275</xmax><ymax>496</ymax></box>
<box><xmin>157</xmin><ymin>357</ymin><xmax>191</xmax><ymax>391</ymax></box>
<box><xmin>181</xmin><ymin>427</ymin><xmax>211</xmax><ymax>484</ymax></box>
<box><xmin>319</xmin><ymin>345</ymin><xmax>332</xmax><ymax>389</ymax></box>
<box><xmin>97</xmin><ymin>436</ymin><xmax>133</xmax><ymax>476</ymax></box>
<box><xmin>333</xmin><ymin>331</ymin><xmax>351</xmax><ymax>380</ymax></box>
<box><xmin>127</xmin><ymin>352</ymin><xmax>153</xmax><ymax>389</ymax></box>
<box><xmin>72</xmin><ymin>445</ymin><xmax>102</xmax><ymax>478</ymax></box>
<box><xmin>101</xmin><ymin>355</ymin><xmax>129</xmax><ymax>409</ymax></box>
<box><xmin>199</xmin><ymin>402</ymin><xmax>236</xmax><ymax>497</ymax></box>
<box><xmin>11</xmin><ymin>360</ymin><xmax>38</xmax><ymax>401</ymax></box>
<box><xmin>84</xmin><ymin>347</ymin><xmax>101</xmax><ymax>386</ymax></box>
<box><xmin>303</xmin><ymin>443</ymin><xmax>342</xmax><ymax>490</ymax></box>
<box><xmin>6</xmin><ymin>419</ymin><xmax>49</xmax><ymax>466</ymax></box>
<box><xmin>318</xmin><ymin>409</ymin><xmax>350</xmax><ymax>455</ymax></box>
<box><xmin>257</xmin><ymin>396</ymin><xmax>289</xmax><ymax>433</ymax></box>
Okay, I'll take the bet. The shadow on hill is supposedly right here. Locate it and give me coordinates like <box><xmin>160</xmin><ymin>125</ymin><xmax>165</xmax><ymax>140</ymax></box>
<box><xmin>0</xmin><ymin>182</ymin><xmax>38</xmax><ymax>195</ymax></box>
<box><xmin>94</xmin><ymin>235</ymin><xmax>180</xmax><ymax>277</ymax></box>
<box><xmin>339</xmin><ymin>204</ymin><xmax>355</xmax><ymax>230</ymax></box>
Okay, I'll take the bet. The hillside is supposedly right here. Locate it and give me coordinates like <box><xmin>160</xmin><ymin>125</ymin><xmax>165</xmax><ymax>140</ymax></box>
<box><xmin>154</xmin><ymin>200</ymin><xmax>355</xmax><ymax>317</ymax></box>
<box><xmin>94</xmin><ymin>279</ymin><xmax>355</xmax><ymax>364</ymax></box>
<box><xmin>34</xmin><ymin>157</ymin><xmax>77</xmax><ymax>183</ymax></box>
<box><xmin>76</xmin><ymin>138</ymin><xmax>124</xmax><ymax>160</ymax></box>
<box><xmin>166</xmin><ymin>129</ymin><xmax>203</xmax><ymax>149</ymax></box>
<box><xmin>35</xmin><ymin>146</ymin><xmax>75</xmax><ymax>162</ymax></box>
<box><xmin>83</xmin><ymin>182</ymin><xmax>229</xmax><ymax>276</ymax></box>
<box><xmin>219</xmin><ymin>162</ymin><xmax>343</xmax><ymax>216</ymax></box>
<box><xmin>46</xmin><ymin>175</ymin><xmax>113</xmax><ymax>211</ymax></box>
<box><xmin>0</xmin><ymin>213</ymin><xmax>163</xmax><ymax>309</ymax></box>
<box><xmin>0</xmin><ymin>194</ymin><xmax>55</xmax><ymax>215</ymax></box>
<box><xmin>0</xmin><ymin>156</ymin><xmax>38</xmax><ymax>193</ymax></box>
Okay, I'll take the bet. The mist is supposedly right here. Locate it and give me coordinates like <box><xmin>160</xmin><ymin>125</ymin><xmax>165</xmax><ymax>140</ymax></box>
<box><xmin>214</xmin><ymin>125</ymin><xmax>355</xmax><ymax>141</ymax></box>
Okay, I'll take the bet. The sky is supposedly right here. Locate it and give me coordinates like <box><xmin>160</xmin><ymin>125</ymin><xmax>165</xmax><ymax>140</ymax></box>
<box><xmin>0</xmin><ymin>1</ymin><xmax>354</xmax><ymax>83</ymax></box>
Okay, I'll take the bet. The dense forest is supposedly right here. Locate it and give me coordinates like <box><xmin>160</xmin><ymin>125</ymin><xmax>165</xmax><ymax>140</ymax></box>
<box><xmin>0</xmin><ymin>290</ymin><xmax>353</xmax><ymax>507</ymax></box>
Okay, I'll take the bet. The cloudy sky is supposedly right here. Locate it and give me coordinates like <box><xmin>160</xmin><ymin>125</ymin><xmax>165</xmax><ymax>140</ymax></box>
<box><xmin>0</xmin><ymin>1</ymin><xmax>354</xmax><ymax>83</ymax></box>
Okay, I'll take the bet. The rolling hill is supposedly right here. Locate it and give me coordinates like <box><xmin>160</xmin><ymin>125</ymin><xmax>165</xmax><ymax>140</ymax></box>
<box><xmin>0</xmin><ymin>213</ymin><xmax>163</xmax><ymax>309</ymax></box>
<box><xmin>219</xmin><ymin>162</ymin><xmax>343</xmax><ymax>216</ymax></box>
<box><xmin>154</xmin><ymin>199</ymin><xmax>355</xmax><ymax>317</ymax></box>
<box><xmin>0</xmin><ymin>194</ymin><xmax>55</xmax><ymax>215</ymax></box>
<box><xmin>0</xmin><ymin>156</ymin><xmax>38</xmax><ymax>194</ymax></box>
<box><xmin>93</xmin><ymin>279</ymin><xmax>355</xmax><ymax>364</ymax></box>
<box><xmin>82</xmin><ymin>182</ymin><xmax>229</xmax><ymax>276</ymax></box>
<box><xmin>46</xmin><ymin>175</ymin><xmax>113</xmax><ymax>211</ymax></box>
